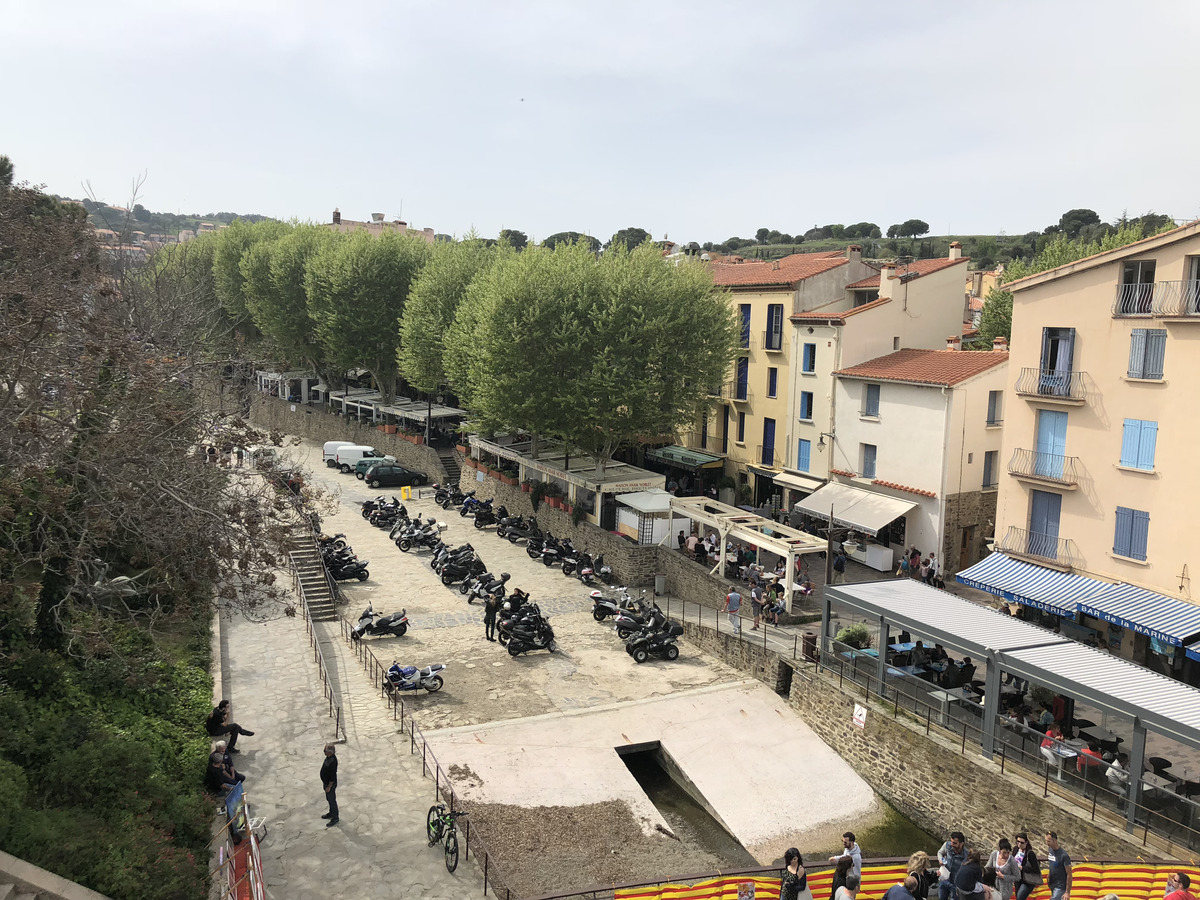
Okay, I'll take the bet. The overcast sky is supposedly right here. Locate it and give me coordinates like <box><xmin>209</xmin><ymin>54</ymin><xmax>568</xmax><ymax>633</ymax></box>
<box><xmin>4</xmin><ymin>1</ymin><xmax>1197</xmax><ymax>243</ymax></box>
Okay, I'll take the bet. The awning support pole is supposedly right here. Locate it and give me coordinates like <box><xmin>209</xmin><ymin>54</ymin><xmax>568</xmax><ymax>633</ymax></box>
<box><xmin>877</xmin><ymin>617</ymin><xmax>890</xmax><ymax>695</ymax></box>
<box><xmin>784</xmin><ymin>550</ymin><xmax>795</xmax><ymax>614</ymax></box>
<box><xmin>1126</xmin><ymin>719</ymin><xmax>1147</xmax><ymax>830</ymax></box>
<box><xmin>981</xmin><ymin>652</ymin><xmax>1002</xmax><ymax>759</ymax></box>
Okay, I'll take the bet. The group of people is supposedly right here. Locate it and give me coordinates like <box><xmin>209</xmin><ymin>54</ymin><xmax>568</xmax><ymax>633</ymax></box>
<box><xmin>203</xmin><ymin>699</ymin><xmax>341</xmax><ymax>829</ymax></box>
<box><xmin>897</xmin><ymin>546</ymin><xmax>940</xmax><ymax>587</ymax></box>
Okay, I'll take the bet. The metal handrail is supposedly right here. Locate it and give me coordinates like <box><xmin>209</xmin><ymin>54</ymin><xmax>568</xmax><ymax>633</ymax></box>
<box><xmin>1007</xmin><ymin>447</ymin><xmax>1080</xmax><ymax>485</ymax></box>
<box><xmin>756</xmin><ymin>444</ymin><xmax>777</xmax><ymax>466</ymax></box>
<box><xmin>997</xmin><ymin>525</ymin><xmax>1081</xmax><ymax>568</ymax></box>
<box><xmin>1151</xmin><ymin>280</ymin><xmax>1200</xmax><ymax>317</ymax></box>
<box><xmin>760</xmin><ymin>329</ymin><xmax>784</xmax><ymax>352</ymax></box>
<box><xmin>289</xmin><ymin>532</ymin><xmax>345</xmax><ymax>741</ymax></box>
<box><xmin>1014</xmin><ymin>367</ymin><xmax>1087</xmax><ymax>401</ymax></box>
<box><xmin>1112</xmin><ymin>283</ymin><xmax>1155</xmax><ymax>317</ymax></box>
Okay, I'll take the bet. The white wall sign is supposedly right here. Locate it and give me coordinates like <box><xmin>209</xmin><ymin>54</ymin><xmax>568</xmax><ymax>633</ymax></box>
<box><xmin>852</xmin><ymin>703</ymin><xmax>867</xmax><ymax>730</ymax></box>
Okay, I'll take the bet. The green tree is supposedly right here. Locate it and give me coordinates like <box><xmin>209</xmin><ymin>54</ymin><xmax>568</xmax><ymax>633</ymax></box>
<box><xmin>897</xmin><ymin>219</ymin><xmax>930</xmax><ymax>239</ymax></box>
<box><xmin>886</xmin><ymin>224</ymin><xmax>900</xmax><ymax>238</ymax></box>
<box><xmin>607</xmin><ymin>226</ymin><xmax>652</xmax><ymax>250</ymax></box>
<box><xmin>845</xmin><ymin>222</ymin><xmax>880</xmax><ymax>239</ymax></box>
<box><xmin>0</xmin><ymin>154</ymin><xmax>13</xmax><ymax>190</ymax></box>
<box><xmin>542</xmin><ymin>231</ymin><xmax>600</xmax><ymax>252</ymax></box>
<box><xmin>399</xmin><ymin>237</ymin><xmax>499</xmax><ymax>393</ymax></box>
<box><xmin>448</xmin><ymin>241</ymin><xmax>739</xmax><ymax>474</ymax></box>
<box><xmin>498</xmin><ymin>228</ymin><xmax>527</xmax><ymax>251</ymax></box>
<box><xmin>755</xmin><ymin>227</ymin><xmax>770</xmax><ymax>244</ymax></box>
<box><xmin>976</xmin><ymin>287</ymin><xmax>1012</xmax><ymax>346</ymax></box>
<box><xmin>1057</xmin><ymin>208</ymin><xmax>1100</xmax><ymax>238</ymax></box>
<box><xmin>211</xmin><ymin>218</ymin><xmax>291</xmax><ymax>324</ymax></box>
<box><xmin>304</xmin><ymin>229</ymin><xmax>431</xmax><ymax>402</ymax></box>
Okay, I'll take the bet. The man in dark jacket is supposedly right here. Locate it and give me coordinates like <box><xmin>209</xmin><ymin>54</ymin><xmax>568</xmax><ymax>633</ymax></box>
<box><xmin>320</xmin><ymin>743</ymin><xmax>338</xmax><ymax>827</ymax></box>
<box><xmin>205</xmin><ymin>700</ymin><xmax>254</xmax><ymax>752</ymax></box>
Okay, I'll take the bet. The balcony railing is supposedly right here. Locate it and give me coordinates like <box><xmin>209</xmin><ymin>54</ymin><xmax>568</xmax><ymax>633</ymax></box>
<box><xmin>997</xmin><ymin>525</ymin><xmax>1080</xmax><ymax>569</ymax></box>
<box><xmin>761</xmin><ymin>330</ymin><xmax>784</xmax><ymax>352</ymax></box>
<box><xmin>1112</xmin><ymin>283</ymin><xmax>1155</xmax><ymax>317</ymax></box>
<box><xmin>1007</xmin><ymin>448</ymin><xmax>1079</xmax><ymax>487</ymax></box>
<box><xmin>1150</xmin><ymin>280</ymin><xmax>1200</xmax><ymax>318</ymax></box>
<box><xmin>756</xmin><ymin>444</ymin><xmax>777</xmax><ymax>466</ymax></box>
<box><xmin>1014</xmin><ymin>367</ymin><xmax>1087</xmax><ymax>403</ymax></box>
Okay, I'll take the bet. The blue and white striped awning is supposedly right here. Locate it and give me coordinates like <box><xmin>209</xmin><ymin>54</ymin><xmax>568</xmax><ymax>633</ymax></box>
<box><xmin>956</xmin><ymin>553</ymin><xmax>1106</xmax><ymax>618</ymax></box>
<box><xmin>1186</xmin><ymin>640</ymin><xmax>1200</xmax><ymax>663</ymax></box>
<box><xmin>1078</xmin><ymin>583</ymin><xmax>1200</xmax><ymax>648</ymax></box>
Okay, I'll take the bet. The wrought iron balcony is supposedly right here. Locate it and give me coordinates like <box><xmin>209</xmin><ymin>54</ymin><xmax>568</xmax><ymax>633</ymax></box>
<box><xmin>709</xmin><ymin>382</ymin><xmax>753</xmax><ymax>402</ymax></box>
<box><xmin>1007</xmin><ymin>448</ymin><xmax>1079</xmax><ymax>488</ymax></box>
<box><xmin>756</xmin><ymin>444</ymin><xmax>777</xmax><ymax>466</ymax></box>
<box><xmin>1112</xmin><ymin>283</ymin><xmax>1155</xmax><ymax>317</ymax></box>
<box><xmin>761</xmin><ymin>330</ymin><xmax>785</xmax><ymax>352</ymax></box>
<box><xmin>1014</xmin><ymin>367</ymin><xmax>1087</xmax><ymax>404</ymax></box>
<box><xmin>997</xmin><ymin>526</ymin><xmax>1080</xmax><ymax>570</ymax></box>
<box><xmin>1150</xmin><ymin>280</ymin><xmax>1200</xmax><ymax>318</ymax></box>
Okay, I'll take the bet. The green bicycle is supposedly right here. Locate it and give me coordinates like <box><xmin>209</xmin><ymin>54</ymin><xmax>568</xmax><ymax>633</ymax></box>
<box><xmin>425</xmin><ymin>803</ymin><xmax>468</xmax><ymax>873</ymax></box>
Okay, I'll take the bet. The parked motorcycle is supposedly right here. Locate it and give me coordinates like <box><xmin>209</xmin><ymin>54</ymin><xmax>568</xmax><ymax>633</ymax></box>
<box><xmin>435</xmin><ymin>486</ymin><xmax>470</xmax><ymax>510</ymax></box>
<box><xmin>460</xmin><ymin>496</ymin><xmax>491</xmax><ymax>518</ymax></box>
<box><xmin>613</xmin><ymin>593</ymin><xmax>657</xmax><ymax>639</ymax></box>
<box><xmin>317</xmin><ymin>532</ymin><xmax>348</xmax><ymax>550</ymax></box>
<box><xmin>467</xmin><ymin>572</ymin><xmax>510</xmax><ymax>605</ymax></box>
<box><xmin>506</xmin><ymin>617</ymin><xmax>558</xmax><ymax>656</ymax></box>
<box><xmin>472</xmin><ymin>504</ymin><xmax>507</xmax><ymax>529</ymax></box>
<box><xmin>498</xmin><ymin>516</ymin><xmax>539</xmax><ymax>542</ymax></box>
<box><xmin>398</xmin><ymin>521</ymin><xmax>447</xmax><ymax>552</ymax></box>
<box><xmin>625</xmin><ymin>607</ymin><xmax>683</xmax><ymax>663</ymax></box>
<box><xmin>350</xmin><ymin>603</ymin><xmax>409</xmax><ymax>640</ymax></box>
<box><xmin>361</xmin><ymin>496</ymin><xmax>402</xmax><ymax>519</ymax></box>
<box><xmin>441</xmin><ymin>554</ymin><xmax>486</xmax><ymax>586</ymax></box>
<box><xmin>385</xmin><ymin>660</ymin><xmax>446</xmax><ymax>693</ymax></box>
<box><xmin>590</xmin><ymin>587</ymin><xmax>635</xmax><ymax>622</ymax></box>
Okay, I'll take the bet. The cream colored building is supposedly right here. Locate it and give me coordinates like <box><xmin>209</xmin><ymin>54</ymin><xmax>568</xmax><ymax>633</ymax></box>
<box><xmin>328</xmin><ymin>208</ymin><xmax>436</xmax><ymax>243</ymax></box>
<box><xmin>798</xmin><ymin>341</ymin><xmax>1007</xmax><ymax>576</ymax></box>
<box><xmin>960</xmin><ymin>220</ymin><xmax>1200</xmax><ymax>682</ymax></box>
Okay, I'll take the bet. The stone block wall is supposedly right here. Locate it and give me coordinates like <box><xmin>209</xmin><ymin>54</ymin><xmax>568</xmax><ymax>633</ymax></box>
<box><xmin>941</xmin><ymin>489</ymin><xmax>997</xmax><ymax>579</ymax></box>
<box><xmin>250</xmin><ymin>396</ymin><xmax>448</xmax><ymax>483</ymax></box>
<box><xmin>785</xmin><ymin>662</ymin><xmax>1150</xmax><ymax>857</ymax></box>
<box><xmin>681</xmin><ymin>621</ymin><xmax>792</xmax><ymax>692</ymax></box>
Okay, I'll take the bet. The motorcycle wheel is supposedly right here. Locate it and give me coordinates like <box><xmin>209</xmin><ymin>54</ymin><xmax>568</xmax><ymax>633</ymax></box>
<box><xmin>459</xmin><ymin>581</ymin><xmax>470</xmax><ymax>595</ymax></box>
<box><xmin>444</xmin><ymin>832</ymin><xmax>459</xmax><ymax>873</ymax></box>
<box><xmin>665</xmin><ymin>645</ymin><xmax>679</xmax><ymax>661</ymax></box>
<box><xmin>396</xmin><ymin>623</ymin><xmax>407</xmax><ymax>636</ymax></box>
<box><xmin>507</xmin><ymin>643</ymin><xmax>522</xmax><ymax>658</ymax></box>
<box><xmin>542</xmin><ymin>557</ymin><xmax>556</xmax><ymax>567</ymax></box>
<box><xmin>351</xmin><ymin>631</ymin><xmax>361</xmax><ymax>642</ymax></box>
<box><xmin>399</xmin><ymin>540</ymin><xmax>412</xmax><ymax>552</ymax></box>
<box><xmin>357</xmin><ymin>570</ymin><xmax>369</xmax><ymax>581</ymax></box>
<box><xmin>459</xmin><ymin>508</ymin><xmax>468</xmax><ymax>517</ymax></box>
<box><xmin>526</xmin><ymin>550</ymin><xmax>539</xmax><ymax>559</ymax></box>
<box><xmin>474</xmin><ymin>518</ymin><xmax>485</xmax><ymax>529</ymax></box>
<box><xmin>496</xmin><ymin>527</ymin><xmax>506</xmax><ymax>539</ymax></box>
<box><xmin>426</xmin><ymin>806</ymin><xmax>444</xmax><ymax>845</ymax></box>
<box><xmin>497</xmin><ymin>632</ymin><xmax>509</xmax><ymax>646</ymax></box>
<box><xmin>370</xmin><ymin>480</ymin><xmax>381</xmax><ymax>488</ymax></box>
<box><xmin>617</xmin><ymin>627</ymin><xmax>633</xmax><ymax>640</ymax></box>
<box><xmin>424</xmin><ymin>675</ymin><xmax>443</xmax><ymax>692</ymax></box>
<box><xmin>592</xmin><ymin>608</ymin><xmax>607</xmax><ymax>622</ymax></box>
<box><xmin>442</xmin><ymin>573</ymin><xmax>453</xmax><ymax>585</ymax></box>
<box><xmin>508</xmin><ymin>534</ymin><xmax>519</xmax><ymax>544</ymax></box>
<box><xmin>361</xmin><ymin>508</ymin><xmax>371</xmax><ymax>519</ymax></box>
<box><xmin>548</xmin><ymin>641</ymin><xmax>558</xmax><ymax>653</ymax></box>
<box><xmin>561</xmin><ymin>563</ymin><xmax>572</xmax><ymax>575</ymax></box>
<box><xmin>633</xmin><ymin>647</ymin><xmax>649</xmax><ymax>664</ymax></box>
<box><xmin>333</xmin><ymin>539</ymin><xmax>348</xmax><ymax>550</ymax></box>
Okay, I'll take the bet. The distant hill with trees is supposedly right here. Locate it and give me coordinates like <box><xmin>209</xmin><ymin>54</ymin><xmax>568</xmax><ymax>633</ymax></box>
<box><xmin>75</xmin><ymin>197</ymin><xmax>274</xmax><ymax>237</ymax></box>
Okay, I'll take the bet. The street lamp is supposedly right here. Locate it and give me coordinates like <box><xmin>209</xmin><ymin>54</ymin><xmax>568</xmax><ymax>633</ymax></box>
<box><xmin>817</xmin><ymin>431</ymin><xmax>836</xmax><ymax>450</ymax></box>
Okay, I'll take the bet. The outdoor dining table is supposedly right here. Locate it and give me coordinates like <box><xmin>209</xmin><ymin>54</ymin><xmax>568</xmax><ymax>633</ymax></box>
<box><xmin>1143</xmin><ymin>771</ymin><xmax>1180</xmax><ymax>797</ymax></box>
<box><xmin>887</xmin><ymin>665</ymin><xmax>927</xmax><ymax>677</ymax></box>
<box><xmin>888</xmin><ymin>642</ymin><xmax>917</xmax><ymax>652</ymax></box>
<box><xmin>1081</xmin><ymin>726</ymin><xmax>1122</xmax><ymax>748</ymax></box>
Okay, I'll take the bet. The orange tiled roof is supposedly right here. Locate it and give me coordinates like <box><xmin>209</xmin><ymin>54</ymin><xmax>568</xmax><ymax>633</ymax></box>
<box><xmin>872</xmin><ymin>479</ymin><xmax>937</xmax><ymax>499</ymax></box>
<box><xmin>844</xmin><ymin>256</ymin><xmax>970</xmax><ymax>290</ymax></box>
<box><xmin>834</xmin><ymin>348</ymin><xmax>1008</xmax><ymax>386</ymax></box>
<box><xmin>830</xmin><ymin>468</ymin><xmax>858</xmax><ymax>478</ymax></box>
<box><xmin>711</xmin><ymin>251</ymin><xmax>846</xmax><ymax>287</ymax></box>
<box><xmin>790</xmin><ymin>297</ymin><xmax>892</xmax><ymax>323</ymax></box>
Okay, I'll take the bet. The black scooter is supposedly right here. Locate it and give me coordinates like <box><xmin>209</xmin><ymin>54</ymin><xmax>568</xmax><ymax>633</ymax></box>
<box><xmin>350</xmin><ymin>603</ymin><xmax>409</xmax><ymax>640</ymax></box>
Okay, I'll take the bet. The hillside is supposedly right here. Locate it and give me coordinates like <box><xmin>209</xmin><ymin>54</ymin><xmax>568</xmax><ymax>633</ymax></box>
<box><xmin>72</xmin><ymin>198</ymin><xmax>274</xmax><ymax>238</ymax></box>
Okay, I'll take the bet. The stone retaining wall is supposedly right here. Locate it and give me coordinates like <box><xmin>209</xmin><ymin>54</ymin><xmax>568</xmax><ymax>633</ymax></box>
<box><xmin>681</xmin><ymin>621</ymin><xmax>792</xmax><ymax>693</ymax></box>
<box><xmin>250</xmin><ymin>396</ymin><xmax>448</xmax><ymax>483</ymax></box>
<box><xmin>785</xmin><ymin>661</ymin><xmax>1150</xmax><ymax>857</ymax></box>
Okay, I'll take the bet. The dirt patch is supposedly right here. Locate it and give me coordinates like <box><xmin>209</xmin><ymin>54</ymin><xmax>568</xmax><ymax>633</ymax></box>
<box><xmin>467</xmin><ymin>799</ymin><xmax>732</xmax><ymax>897</ymax></box>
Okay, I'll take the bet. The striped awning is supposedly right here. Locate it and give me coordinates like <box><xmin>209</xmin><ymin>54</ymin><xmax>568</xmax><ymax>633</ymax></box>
<box><xmin>956</xmin><ymin>552</ymin><xmax>1103</xmax><ymax>618</ymax></box>
<box><xmin>1078</xmin><ymin>583</ymin><xmax>1200</xmax><ymax>648</ymax></box>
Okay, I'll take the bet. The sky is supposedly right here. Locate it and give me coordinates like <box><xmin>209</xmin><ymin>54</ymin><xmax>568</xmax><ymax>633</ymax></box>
<box><xmin>3</xmin><ymin>0</ymin><xmax>1198</xmax><ymax>244</ymax></box>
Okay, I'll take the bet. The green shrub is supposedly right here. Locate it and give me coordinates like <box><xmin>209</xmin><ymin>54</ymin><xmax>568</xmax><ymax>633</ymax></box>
<box><xmin>835</xmin><ymin>623</ymin><xmax>872</xmax><ymax>649</ymax></box>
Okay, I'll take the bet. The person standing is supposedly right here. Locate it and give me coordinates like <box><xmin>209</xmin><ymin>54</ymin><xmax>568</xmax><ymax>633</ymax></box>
<box><xmin>909</xmin><ymin>545</ymin><xmax>922</xmax><ymax>577</ymax></box>
<box><xmin>884</xmin><ymin>876</ymin><xmax>918</xmax><ymax>900</ymax></box>
<box><xmin>1013</xmin><ymin>833</ymin><xmax>1042</xmax><ymax>900</ymax></box>
<box><xmin>925</xmin><ymin>553</ymin><xmax>939</xmax><ymax>585</ymax></box>
<box><xmin>781</xmin><ymin>848</ymin><xmax>813</xmax><ymax>900</ymax></box>
<box><xmin>677</xmin><ymin>530</ymin><xmax>686</xmax><ymax>551</ymax></box>
<box><xmin>829</xmin><ymin>832</ymin><xmax>863</xmax><ymax>879</ymax></box>
<box><xmin>723</xmin><ymin>585</ymin><xmax>742</xmax><ymax>635</ymax></box>
<box><xmin>1043</xmin><ymin>832</ymin><xmax>1071</xmax><ymax>900</ymax></box>
<box><xmin>320</xmin><ymin>743</ymin><xmax>339</xmax><ymax>827</ymax></box>
<box><xmin>937</xmin><ymin>831</ymin><xmax>969</xmax><ymax>900</ymax></box>
<box><xmin>750</xmin><ymin>582</ymin><xmax>764</xmax><ymax>630</ymax></box>
<box><xmin>832</xmin><ymin>550</ymin><xmax>847</xmax><ymax>584</ymax></box>
<box><xmin>988</xmin><ymin>838</ymin><xmax>1021</xmax><ymax>900</ymax></box>
<box><xmin>830</xmin><ymin>856</ymin><xmax>855</xmax><ymax>900</ymax></box>
<box><xmin>483</xmin><ymin>590</ymin><xmax>501</xmax><ymax>641</ymax></box>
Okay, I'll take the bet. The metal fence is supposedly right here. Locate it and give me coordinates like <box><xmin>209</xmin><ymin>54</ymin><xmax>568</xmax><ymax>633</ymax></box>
<box><xmin>288</xmin><ymin>530</ymin><xmax>346</xmax><ymax>741</ymax></box>
<box><xmin>338</xmin><ymin>616</ymin><xmax>517</xmax><ymax>898</ymax></box>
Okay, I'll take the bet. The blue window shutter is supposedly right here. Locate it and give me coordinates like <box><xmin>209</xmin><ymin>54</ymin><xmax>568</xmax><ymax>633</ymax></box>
<box><xmin>768</xmin><ymin>368</ymin><xmax>778</xmax><ymax>397</ymax></box>
<box><xmin>863</xmin><ymin>444</ymin><xmax>877</xmax><ymax>478</ymax></box>
<box><xmin>1137</xmin><ymin>421</ymin><xmax>1157</xmax><ymax>469</ymax></box>
<box><xmin>1114</xmin><ymin>507</ymin><xmax>1134</xmax><ymax>557</ymax></box>
<box><xmin>801</xmin><ymin>391</ymin><xmax>813</xmax><ymax>419</ymax></box>
<box><xmin>866</xmin><ymin>384</ymin><xmax>880</xmax><ymax>416</ymax></box>
<box><xmin>1144</xmin><ymin>330</ymin><xmax>1166</xmax><ymax>379</ymax></box>
<box><xmin>1128</xmin><ymin>329</ymin><xmax>1147</xmax><ymax>378</ymax></box>
<box><xmin>798</xmin><ymin>439</ymin><xmax>810</xmax><ymax>472</ymax></box>
<box><xmin>1131</xmin><ymin>509</ymin><xmax>1150</xmax><ymax>560</ymax></box>
<box><xmin>1120</xmin><ymin>419</ymin><xmax>1141</xmax><ymax>467</ymax></box>
<box><xmin>803</xmin><ymin>343</ymin><xmax>816</xmax><ymax>372</ymax></box>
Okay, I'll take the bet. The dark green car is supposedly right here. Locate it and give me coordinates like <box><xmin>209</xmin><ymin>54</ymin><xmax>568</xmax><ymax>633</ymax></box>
<box><xmin>354</xmin><ymin>455</ymin><xmax>396</xmax><ymax>479</ymax></box>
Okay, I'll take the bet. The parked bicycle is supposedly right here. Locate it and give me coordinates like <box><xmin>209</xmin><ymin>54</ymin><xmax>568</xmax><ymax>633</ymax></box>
<box><xmin>425</xmin><ymin>802</ymin><xmax>468</xmax><ymax>873</ymax></box>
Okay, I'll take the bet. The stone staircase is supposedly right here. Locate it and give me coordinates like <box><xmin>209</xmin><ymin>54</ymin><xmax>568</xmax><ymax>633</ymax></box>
<box><xmin>0</xmin><ymin>848</ymin><xmax>112</xmax><ymax>899</ymax></box>
<box><xmin>289</xmin><ymin>529</ymin><xmax>338</xmax><ymax>621</ymax></box>
<box><xmin>436</xmin><ymin>447</ymin><xmax>461</xmax><ymax>486</ymax></box>
<box><xmin>0</xmin><ymin>882</ymin><xmax>40</xmax><ymax>900</ymax></box>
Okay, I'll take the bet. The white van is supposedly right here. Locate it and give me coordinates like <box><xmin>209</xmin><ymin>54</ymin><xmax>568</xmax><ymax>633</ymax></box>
<box><xmin>323</xmin><ymin>440</ymin><xmax>356</xmax><ymax>468</ymax></box>
<box><xmin>334</xmin><ymin>445</ymin><xmax>394</xmax><ymax>474</ymax></box>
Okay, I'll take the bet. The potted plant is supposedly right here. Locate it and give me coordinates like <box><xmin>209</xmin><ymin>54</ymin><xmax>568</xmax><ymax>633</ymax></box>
<box><xmin>456</xmin><ymin>442</ymin><xmax>469</xmax><ymax>455</ymax></box>
<box><xmin>500</xmin><ymin>469</ymin><xmax>518</xmax><ymax>487</ymax></box>
<box><xmin>530</xmin><ymin>481</ymin><xmax>549</xmax><ymax>511</ymax></box>
<box><xmin>520</xmin><ymin>479</ymin><xmax>533</xmax><ymax>494</ymax></box>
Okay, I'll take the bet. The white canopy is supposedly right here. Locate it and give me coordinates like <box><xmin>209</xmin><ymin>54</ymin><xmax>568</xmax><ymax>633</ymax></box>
<box><xmin>794</xmin><ymin>482</ymin><xmax>917</xmax><ymax>536</ymax></box>
<box><xmin>774</xmin><ymin>471</ymin><xmax>825</xmax><ymax>492</ymax></box>
<box><xmin>615</xmin><ymin>489</ymin><xmax>674</xmax><ymax>515</ymax></box>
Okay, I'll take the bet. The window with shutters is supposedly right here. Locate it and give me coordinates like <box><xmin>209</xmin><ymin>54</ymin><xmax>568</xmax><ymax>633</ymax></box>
<box><xmin>1119</xmin><ymin>418</ymin><xmax>1158</xmax><ymax>470</ymax></box>
<box><xmin>767</xmin><ymin>367</ymin><xmax>778</xmax><ymax>398</ymax></box>
<box><xmin>1113</xmin><ymin>506</ymin><xmax>1150</xmax><ymax>561</ymax></box>
<box><xmin>861</xmin><ymin>443</ymin><xmax>877</xmax><ymax>478</ymax></box>
<box><xmin>1127</xmin><ymin>328</ymin><xmax>1166</xmax><ymax>379</ymax></box>
<box><xmin>982</xmin><ymin>450</ymin><xmax>999</xmax><ymax>489</ymax></box>
<box><xmin>799</xmin><ymin>391</ymin><xmax>814</xmax><ymax>421</ymax></box>
<box><xmin>739</xmin><ymin>304</ymin><xmax>751</xmax><ymax>349</ymax></box>
<box><xmin>986</xmin><ymin>390</ymin><xmax>1002</xmax><ymax>426</ymax></box>
<box><xmin>797</xmin><ymin>439</ymin><xmax>811</xmax><ymax>472</ymax></box>
<box><xmin>764</xmin><ymin>304</ymin><xmax>784</xmax><ymax>350</ymax></box>
<box><xmin>802</xmin><ymin>343</ymin><xmax>817</xmax><ymax>373</ymax></box>
<box><xmin>863</xmin><ymin>383</ymin><xmax>881</xmax><ymax>417</ymax></box>
<box><xmin>736</xmin><ymin>411</ymin><xmax>746</xmax><ymax>443</ymax></box>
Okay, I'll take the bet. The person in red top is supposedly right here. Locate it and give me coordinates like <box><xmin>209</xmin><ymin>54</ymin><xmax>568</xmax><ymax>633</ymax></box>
<box><xmin>1164</xmin><ymin>872</ymin><xmax>1194</xmax><ymax>900</ymax></box>
<box><xmin>1075</xmin><ymin>742</ymin><xmax>1104</xmax><ymax>774</ymax></box>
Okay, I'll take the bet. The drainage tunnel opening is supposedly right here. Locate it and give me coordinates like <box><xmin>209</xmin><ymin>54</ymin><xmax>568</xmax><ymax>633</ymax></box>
<box><xmin>617</xmin><ymin>743</ymin><xmax>756</xmax><ymax>867</ymax></box>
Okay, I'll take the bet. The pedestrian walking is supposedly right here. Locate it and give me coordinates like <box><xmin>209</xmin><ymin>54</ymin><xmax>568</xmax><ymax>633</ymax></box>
<box><xmin>925</xmin><ymin>553</ymin><xmax>939</xmax><ymax>585</ymax></box>
<box><xmin>1043</xmin><ymin>832</ymin><xmax>1072</xmax><ymax>900</ymax></box>
<box><xmin>832</xmin><ymin>550</ymin><xmax>847</xmax><ymax>584</ymax></box>
<box><xmin>750</xmin><ymin>583</ymin><xmax>764</xmax><ymax>630</ymax></box>
<box><xmin>483</xmin><ymin>591</ymin><xmax>500</xmax><ymax>641</ymax></box>
<box><xmin>677</xmin><ymin>530</ymin><xmax>686</xmax><ymax>551</ymax></box>
<box><xmin>320</xmin><ymin>743</ymin><xmax>339</xmax><ymax>827</ymax></box>
<box><xmin>723</xmin><ymin>585</ymin><xmax>742</xmax><ymax>635</ymax></box>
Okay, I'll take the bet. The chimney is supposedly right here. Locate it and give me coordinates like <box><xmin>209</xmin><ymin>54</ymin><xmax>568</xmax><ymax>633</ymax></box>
<box><xmin>878</xmin><ymin>262</ymin><xmax>897</xmax><ymax>300</ymax></box>
<box><xmin>949</xmin><ymin>241</ymin><xmax>963</xmax><ymax>260</ymax></box>
<box><xmin>946</xmin><ymin>335</ymin><xmax>961</xmax><ymax>351</ymax></box>
<box><xmin>371</xmin><ymin>212</ymin><xmax>385</xmax><ymax>223</ymax></box>
<box><xmin>992</xmin><ymin>336</ymin><xmax>1009</xmax><ymax>353</ymax></box>
<box><xmin>332</xmin><ymin>208</ymin><xmax>341</xmax><ymax>225</ymax></box>
<box><xmin>972</xmin><ymin>271</ymin><xmax>983</xmax><ymax>296</ymax></box>
<box><xmin>847</xmin><ymin>244</ymin><xmax>862</xmax><ymax>263</ymax></box>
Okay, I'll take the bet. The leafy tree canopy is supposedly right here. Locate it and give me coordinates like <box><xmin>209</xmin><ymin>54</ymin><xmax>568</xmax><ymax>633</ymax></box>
<box><xmin>498</xmin><ymin>228</ymin><xmax>527</xmax><ymax>251</ymax></box>
<box><xmin>1057</xmin><ymin>208</ymin><xmax>1100</xmax><ymax>238</ymax></box>
<box><xmin>895</xmin><ymin>218</ymin><xmax>930</xmax><ymax>239</ymax></box>
<box><xmin>607</xmin><ymin>226</ymin><xmax>652</xmax><ymax>250</ymax></box>
<box><xmin>542</xmin><ymin>231</ymin><xmax>600</xmax><ymax>252</ymax></box>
